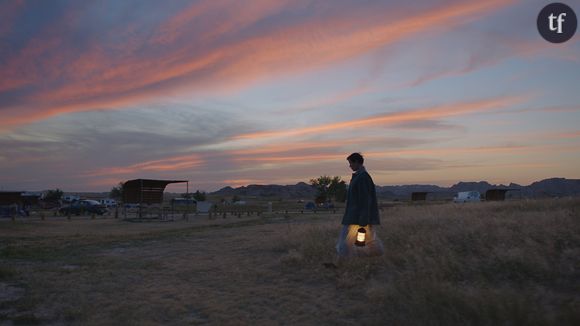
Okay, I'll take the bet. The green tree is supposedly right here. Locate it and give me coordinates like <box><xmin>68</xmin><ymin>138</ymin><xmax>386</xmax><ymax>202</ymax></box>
<box><xmin>109</xmin><ymin>182</ymin><xmax>124</xmax><ymax>200</ymax></box>
<box><xmin>310</xmin><ymin>176</ymin><xmax>347</xmax><ymax>203</ymax></box>
<box><xmin>192</xmin><ymin>190</ymin><xmax>207</xmax><ymax>202</ymax></box>
<box><xmin>330</xmin><ymin>178</ymin><xmax>347</xmax><ymax>203</ymax></box>
<box><xmin>43</xmin><ymin>189</ymin><xmax>63</xmax><ymax>202</ymax></box>
<box><xmin>310</xmin><ymin>175</ymin><xmax>332</xmax><ymax>203</ymax></box>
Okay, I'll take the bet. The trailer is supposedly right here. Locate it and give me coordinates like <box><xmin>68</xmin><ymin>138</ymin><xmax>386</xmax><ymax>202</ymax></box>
<box><xmin>453</xmin><ymin>191</ymin><xmax>481</xmax><ymax>203</ymax></box>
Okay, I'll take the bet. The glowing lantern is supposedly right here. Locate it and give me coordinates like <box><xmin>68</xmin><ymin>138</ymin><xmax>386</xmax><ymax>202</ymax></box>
<box><xmin>355</xmin><ymin>227</ymin><xmax>366</xmax><ymax>246</ymax></box>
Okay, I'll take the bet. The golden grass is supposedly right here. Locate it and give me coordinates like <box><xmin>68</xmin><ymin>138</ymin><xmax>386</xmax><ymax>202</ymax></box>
<box><xmin>1</xmin><ymin>198</ymin><xmax>579</xmax><ymax>325</ymax></box>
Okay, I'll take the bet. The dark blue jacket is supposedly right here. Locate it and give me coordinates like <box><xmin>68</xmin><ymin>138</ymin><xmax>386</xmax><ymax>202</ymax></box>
<box><xmin>341</xmin><ymin>168</ymin><xmax>380</xmax><ymax>226</ymax></box>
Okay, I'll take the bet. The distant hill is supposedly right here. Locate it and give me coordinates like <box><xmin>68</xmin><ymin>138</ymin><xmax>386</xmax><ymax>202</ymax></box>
<box><xmin>523</xmin><ymin>178</ymin><xmax>580</xmax><ymax>198</ymax></box>
<box><xmin>212</xmin><ymin>182</ymin><xmax>317</xmax><ymax>199</ymax></box>
<box><xmin>209</xmin><ymin>178</ymin><xmax>580</xmax><ymax>200</ymax></box>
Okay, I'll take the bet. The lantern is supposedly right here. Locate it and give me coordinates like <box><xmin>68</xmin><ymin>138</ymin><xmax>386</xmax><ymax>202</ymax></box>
<box><xmin>355</xmin><ymin>227</ymin><xmax>366</xmax><ymax>246</ymax></box>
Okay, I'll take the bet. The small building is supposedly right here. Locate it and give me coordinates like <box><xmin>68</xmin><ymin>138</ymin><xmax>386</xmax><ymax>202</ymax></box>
<box><xmin>485</xmin><ymin>188</ymin><xmax>520</xmax><ymax>201</ymax></box>
<box><xmin>0</xmin><ymin>191</ymin><xmax>40</xmax><ymax>217</ymax></box>
<box><xmin>411</xmin><ymin>192</ymin><xmax>430</xmax><ymax>201</ymax></box>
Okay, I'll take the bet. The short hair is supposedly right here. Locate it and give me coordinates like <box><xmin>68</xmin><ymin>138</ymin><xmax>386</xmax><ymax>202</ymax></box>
<box><xmin>347</xmin><ymin>152</ymin><xmax>364</xmax><ymax>164</ymax></box>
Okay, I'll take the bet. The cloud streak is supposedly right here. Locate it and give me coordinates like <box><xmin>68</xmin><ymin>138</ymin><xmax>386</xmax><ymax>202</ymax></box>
<box><xmin>2</xmin><ymin>0</ymin><xmax>579</xmax><ymax>192</ymax></box>
<box><xmin>234</xmin><ymin>95</ymin><xmax>527</xmax><ymax>140</ymax></box>
<box><xmin>0</xmin><ymin>0</ymin><xmax>516</xmax><ymax>129</ymax></box>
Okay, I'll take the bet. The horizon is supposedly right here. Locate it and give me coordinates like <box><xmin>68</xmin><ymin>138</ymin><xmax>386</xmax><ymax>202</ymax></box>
<box><xmin>2</xmin><ymin>176</ymin><xmax>575</xmax><ymax>194</ymax></box>
<box><xmin>1</xmin><ymin>1</ymin><xmax>579</xmax><ymax>192</ymax></box>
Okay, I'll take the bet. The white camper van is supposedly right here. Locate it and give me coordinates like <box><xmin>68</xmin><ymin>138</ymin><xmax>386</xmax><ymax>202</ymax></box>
<box><xmin>453</xmin><ymin>191</ymin><xmax>481</xmax><ymax>203</ymax></box>
<box><xmin>99</xmin><ymin>198</ymin><xmax>117</xmax><ymax>207</ymax></box>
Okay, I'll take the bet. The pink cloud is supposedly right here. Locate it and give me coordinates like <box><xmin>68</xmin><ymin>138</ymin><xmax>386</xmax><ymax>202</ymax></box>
<box><xmin>0</xmin><ymin>0</ymin><xmax>516</xmax><ymax>129</ymax></box>
<box><xmin>86</xmin><ymin>154</ymin><xmax>204</xmax><ymax>177</ymax></box>
<box><xmin>234</xmin><ymin>95</ymin><xmax>528</xmax><ymax>140</ymax></box>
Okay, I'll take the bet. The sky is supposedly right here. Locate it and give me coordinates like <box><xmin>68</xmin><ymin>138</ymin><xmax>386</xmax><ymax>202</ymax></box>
<box><xmin>0</xmin><ymin>0</ymin><xmax>579</xmax><ymax>193</ymax></box>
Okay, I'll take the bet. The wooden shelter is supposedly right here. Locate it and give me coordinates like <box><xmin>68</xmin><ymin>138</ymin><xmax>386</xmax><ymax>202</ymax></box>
<box><xmin>485</xmin><ymin>188</ymin><xmax>520</xmax><ymax>201</ymax></box>
<box><xmin>0</xmin><ymin>192</ymin><xmax>25</xmax><ymax>206</ymax></box>
<box><xmin>411</xmin><ymin>192</ymin><xmax>430</xmax><ymax>201</ymax></box>
<box><xmin>0</xmin><ymin>191</ymin><xmax>40</xmax><ymax>217</ymax></box>
<box><xmin>122</xmin><ymin>179</ymin><xmax>188</xmax><ymax>205</ymax></box>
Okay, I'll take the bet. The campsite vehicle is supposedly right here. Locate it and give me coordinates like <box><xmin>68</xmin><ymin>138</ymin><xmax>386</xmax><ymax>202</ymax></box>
<box><xmin>453</xmin><ymin>191</ymin><xmax>481</xmax><ymax>203</ymax></box>
<box><xmin>99</xmin><ymin>198</ymin><xmax>117</xmax><ymax>207</ymax></box>
<box><xmin>171</xmin><ymin>198</ymin><xmax>196</xmax><ymax>206</ymax></box>
<box><xmin>59</xmin><ymin>200</ymin><xmax>108</xmax><ymax>215</ymax></box>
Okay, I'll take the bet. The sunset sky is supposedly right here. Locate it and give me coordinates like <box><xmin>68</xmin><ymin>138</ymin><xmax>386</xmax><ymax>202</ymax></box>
<box><xmin>1</xmin><ymin>0</ymin><xmax>579</xmax><ymax>193</ymax></box>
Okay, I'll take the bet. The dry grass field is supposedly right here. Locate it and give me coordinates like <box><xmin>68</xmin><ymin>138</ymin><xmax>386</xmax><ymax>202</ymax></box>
<box><xmin>1</xmin><ymin>198</ymin><xmax>579</xmax><ymax>325</ymax></box>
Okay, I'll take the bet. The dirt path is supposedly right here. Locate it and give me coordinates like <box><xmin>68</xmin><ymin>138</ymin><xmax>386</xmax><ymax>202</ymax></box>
<box><xmin>1</xmin><ymin>215</ymin><xmax>365</xmax><ymax>325</ymax></box>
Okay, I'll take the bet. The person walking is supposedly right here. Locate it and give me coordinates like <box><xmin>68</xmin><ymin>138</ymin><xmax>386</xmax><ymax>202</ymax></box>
<box><xmin>336</xmin><ymin>152</ymin><xmax>384</xmax><ymax>259</ymax></box>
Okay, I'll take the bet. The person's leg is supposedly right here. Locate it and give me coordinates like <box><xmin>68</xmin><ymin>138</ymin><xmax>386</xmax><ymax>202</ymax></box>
<box><xmin>366</xmin><ymin>225</ymin><xmax>385</xmax><ymax>256</ymax></box>
<box><xmin>335</xmin><ymin>225</ymin><xmax>350</xmax><ymax>258</ymax></box>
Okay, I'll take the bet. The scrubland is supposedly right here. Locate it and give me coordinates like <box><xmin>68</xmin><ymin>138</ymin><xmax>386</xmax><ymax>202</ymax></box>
<box><xmin>1</xmin><ymin>198</ymin><xmax>579</xmax><ymax>325</ymax></box>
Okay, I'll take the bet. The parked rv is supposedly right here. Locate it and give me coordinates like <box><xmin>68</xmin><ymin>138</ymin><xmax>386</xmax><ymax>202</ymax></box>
<box><xmin>99</xmin><ymin>198</ymin><xmax>117</xmax><ymax>207</ymax></box>
<box><xmin>59</xmin><ymin>200</ymin><xmax>108</xmax><ymax>215</ymax></box>
<box><xmin>453</xmin><ymin>191</ymin><xmax>481</xmax><ymax>203</ymax></box>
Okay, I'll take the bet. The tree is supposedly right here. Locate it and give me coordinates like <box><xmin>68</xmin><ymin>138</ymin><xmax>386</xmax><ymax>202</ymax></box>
<box><xmin>192</xmin><ymin>190</ymin><xmax>206</xmax><ymax>202</ymax></box>
<box><xmin>310</xmin><ymin>175</ymin><xmax>332</xmax><ymax>203</ymax></box>
<box><xmin>310</xmin><ymin>175</ymin><xmax>346</xmax><ymax>203</ymax></box>
<box><xmin>109</xmin><ymin>182</ymin><xmax>124</xmax><ymax>200</ymax></box>
<box><xmin>43</xmin><ymin>189</ymin><xmax>63</xmax><ymax>202</ymax></box>
<box><xmin>330</xmin><ymin>178</ymin><xmax>347</xmax><ymax>203</ymax></box>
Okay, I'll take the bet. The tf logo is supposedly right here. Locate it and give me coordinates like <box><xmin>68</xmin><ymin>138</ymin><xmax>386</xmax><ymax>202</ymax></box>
<box><xmin>537</xmin><ymin>3</ymin><xmax>577</xmax><ymax>43</ymax></box>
